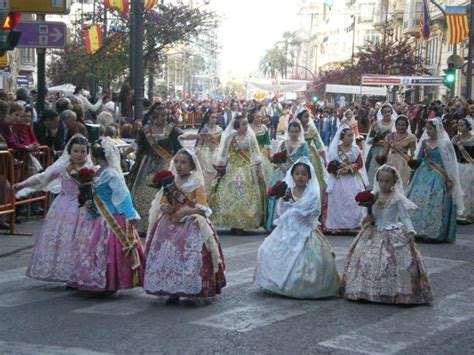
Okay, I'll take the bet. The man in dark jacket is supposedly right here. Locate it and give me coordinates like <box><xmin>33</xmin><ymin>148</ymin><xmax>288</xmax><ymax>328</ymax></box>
<box><xmin>33</xmin><ymin>109</ymin><xmax>65</xmax><ymax>152</ymax></box>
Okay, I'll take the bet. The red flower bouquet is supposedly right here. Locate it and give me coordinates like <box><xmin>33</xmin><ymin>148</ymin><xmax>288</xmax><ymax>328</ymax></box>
<box><xmin>271</xmin><ymin>151</ymin><xmax>287</xmax><ymax>164</ymax></box>
<box><xmin>150</xmin><ymin>170</ymin><xmax>175</xmax><ymax>189</ymax></box>
<box><xmin>71</xmin><ymin>167</ymin><xmax>96</xmax><ymax>208</ymax></box>
<box><xmin>355</xmin><ymin>190</ymin><xmax>376</xmax><ymax>220</ymax></box>
<box><xmin>327</xmin><ymin>160</ymin><xmax>341</xmax><ymax>175</ymax></box>
<box><xmin>267</xmin><ymin>180</ymin><xmax>288</xmax><ymax>199</ymax></box>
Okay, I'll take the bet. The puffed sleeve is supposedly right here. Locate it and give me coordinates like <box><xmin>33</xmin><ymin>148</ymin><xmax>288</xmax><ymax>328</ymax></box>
<box><xmin>107</xmin><ymin>171</ymin><xmax>140</xmax><ymax>220</ymax></box>
<box><xmin>194</xmin><ymin>186</ymin><xmax>212</xmax><ymax>217</ymax></box>
<box><xmin>397</xmin><ymin>200</ymin><xmax>415</xmax><ymax>233</ymax></box>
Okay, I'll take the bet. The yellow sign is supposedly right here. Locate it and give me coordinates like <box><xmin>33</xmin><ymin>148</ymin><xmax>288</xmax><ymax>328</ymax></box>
<box><xmin>9</xmin><ymin>0</ymin><xmax>71</xmax><ymax>14</ymax></box>
<box><xmin>0</xmin><ymin>53</ymin><xmax>7</xmax><ymax>67</ymax></box>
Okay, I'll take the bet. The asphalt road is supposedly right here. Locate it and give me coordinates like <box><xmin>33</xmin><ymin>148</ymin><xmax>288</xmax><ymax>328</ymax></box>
<box><xmin>0</xmin><ymin>219</ymin><xmax>473</xmax><ymax>354</ymax></box>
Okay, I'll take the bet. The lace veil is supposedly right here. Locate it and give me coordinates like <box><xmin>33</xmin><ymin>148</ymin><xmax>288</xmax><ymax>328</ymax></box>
<box><xmin>372</xmin><ymin>164</ymin><xmax>417</xmax><ymax>210</ymax></box>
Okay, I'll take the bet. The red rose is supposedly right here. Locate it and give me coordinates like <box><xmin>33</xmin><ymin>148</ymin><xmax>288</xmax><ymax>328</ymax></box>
<box><xmin>152</xmin><ymin>170</ymin><xmax>174</xmax><ymax>186</ymax></box>
<box><xmin>78</xmin><ymin>167</ymin><xmax>96</xmax><ymax>180</ymax></box>
<box><xmin>355</xmin><ymin>191</ymin><xmax>376</xmax><ymax>204</ymax></box>
<box><xmin>271</xmin><ymin>151</ymin><xmax>287</xmax><ymax>164</ymax></box>
<box><xmin>267</xmin><ymin>180</ymin><xmax>288</xmax><ymax>198</ymax></box>
<box><xmin>327</xmin><ymin>160</ymin><xmax>341</xmax><ymax>175</ymax></box>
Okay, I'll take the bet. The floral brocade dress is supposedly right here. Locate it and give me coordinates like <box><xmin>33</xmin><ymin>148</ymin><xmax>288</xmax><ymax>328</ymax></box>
<box><xmin>384</xmin><ymin>133</ymin><xmax>417</xmax><ymax>186</ymax></box>
<box><xmin>195</xmin><ymin>127</ymin><xmax>222</xmax><ymax>196</ymax></box>
<box><xmin>210</xmin><ymin>135</ymin><xmax>264</xmax><ymax>229</ymax></box>
<box><xmin>144</xmin><ymin>184</ymin><xmax>226</xmax><ymax>298</ymax></box>
<box><xmin>127</xmin><ymin>124</ymin><xmax>182</xmax><ymax>234</ymax></box>
<box><xmin>68</xmin><ymin>168</ymin><xmax>146</xmax><ymax>291</ymax></box>
<box><xmin>304</xmin><ymin>125</ymin><xmax>327</xmax><ymax>194</ymax></box>
<box><xmin>254</xmin><ymin>125</ymin><xmax>274</xmax><ymax>187</ymax></box>
<box><xmin>366</xmin><ymin>120</ymin><xmax>393</xmax><ymax>189</ymax></box>
<box><xmin>27</xmin><ymin>165</ymin><xmax>91</xmax><ymax>282</ymax></box>
<box><xmin>406</xmin><ymin>143</ymin><xmax>457</xmax><ymax>242</ymax></box>
<box><xmin>340</xmin><ymin>197</ymin><xmax>433</xmax><ymax>304</ymax></box>
<box><xmin>266</xmin><ymin>141</ymin><xmax>309</xmax><ymax>231</ymax></box>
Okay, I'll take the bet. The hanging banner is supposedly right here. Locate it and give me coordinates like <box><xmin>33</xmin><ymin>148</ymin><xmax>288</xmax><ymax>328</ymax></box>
<box><xmin>104</xmin><ymin>0</ymin><xmax>129</xmax><ymax>14</ymax></box>
<box><xmin>84</xmin><ymin>24</ymin><xmax>103</xmax><ymax>54</ymax></box>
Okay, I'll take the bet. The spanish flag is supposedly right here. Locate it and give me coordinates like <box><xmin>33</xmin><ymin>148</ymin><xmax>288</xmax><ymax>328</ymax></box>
<box><xmin>104</xmin><ymin>0</ymin><xmax>129</xmax><ymax>14</ymax></box>
<box><xmin>446</xmin><ymin>5</ymin><xmax>469</xmax><ymax>44</ymax></box>
<box><xmin>84</xmin><ymin>24</ymin><xmax>103</xmax><ymax>54</ymax></box>
<box><xmin>144</xmin><ymin>0</ymin><xmax>158</xmax><ymax>10</ymax></box>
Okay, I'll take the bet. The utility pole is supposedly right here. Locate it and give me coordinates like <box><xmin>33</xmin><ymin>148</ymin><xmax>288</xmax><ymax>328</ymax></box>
<box><xmin>36</xmin><ymin>14</ymin><xmax>46</xmax><ymax>115</ymax></box>
<box><xmin>133</xmin><ymin>0</ymin><xmax>145</xmax><ymax>121</ymax></box>
<box><xmin>467</xmin><ymin>0</ymin><xmax>474</xmax><ymax>99</ymax></box>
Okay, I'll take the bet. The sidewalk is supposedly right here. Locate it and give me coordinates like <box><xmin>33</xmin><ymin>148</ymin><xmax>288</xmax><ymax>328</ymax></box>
<box><xmin>0</xmin><ymin>219</ymin><xmax>43</xmax><ymax>257</ymax></box>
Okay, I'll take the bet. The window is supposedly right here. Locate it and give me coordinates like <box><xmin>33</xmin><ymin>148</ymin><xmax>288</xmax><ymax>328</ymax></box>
<box><xmin>359</xmin><ymin>3</ymin><xmax>375</xmax><ymax>23</ymax></box>
<box><xmin>363</xmin><ymin>30</ymin><xmax>381</xmax><ymax>45</ymax></box>
<box><xmin>426</xmin><ymin>37</ymin><xmax>438</xmax><ymax>65</ymax></box>
<box><xmin>20</xmin><ymin>48</ymin><xmax>35</xmax><ymax>65</ymax></box>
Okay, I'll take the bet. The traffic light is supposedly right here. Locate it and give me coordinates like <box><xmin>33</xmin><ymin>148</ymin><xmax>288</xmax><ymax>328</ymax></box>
<box><xmin>443</xmin><ymin>63</ymin><xmax>456</xmax><ymax>89</ymax></box>
<box><xmin>0</xmin><ymin>12</ymin><xmax>22</xmax><ymax>56</ymax></box>
<box><xmin>312</xmin><ymin>95</ymin><xmax>318</xmax><ymax>103</ymax></box>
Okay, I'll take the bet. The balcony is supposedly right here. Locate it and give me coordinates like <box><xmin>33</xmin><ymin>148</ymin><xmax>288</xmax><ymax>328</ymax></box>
<box><xmin>402</xmin><ymin>0</ymin><xmax>422</xmax><ymax>36</ymax></box>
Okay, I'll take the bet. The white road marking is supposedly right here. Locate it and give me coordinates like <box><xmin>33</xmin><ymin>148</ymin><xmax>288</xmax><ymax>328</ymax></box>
<box><xmin>0</xmin><ymin>267</ymin><xmax>27</xmax><ymax>284</ymax></box>
<box><xmin>0</xmin><ymin>340</ymin><xmax>110</xmax><ymax>355</ymax></box>
<box><xmin>0</xmin><ymin>287</ymin><xmax>68</xmax><ymax>308</ymax></box>
<box><xmin>225</xmin><ymin>267</ymin><xmax>255</xmax><ymax>288</ymax></box>
<box><xmin>319</xmin><ymin>287</ymin><xmax>474</xmax><ymax>354</ymax></box>
<box><xmin>190</xmin><ymin>303</ymin><xmax>316</xmax><ymax>332</ymax></box>
<box><xmin>454</xmin><ymin>239</ymin><xmax>474</xmax><ymax>248</ymax></box>
<box><xmin>223</xmin><ymin>241</ymin><xmax>262</xmax><ymax>258</ymax></box>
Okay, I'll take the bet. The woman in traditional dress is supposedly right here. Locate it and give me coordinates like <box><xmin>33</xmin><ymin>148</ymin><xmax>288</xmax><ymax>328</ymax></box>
<box><xmin>340</xmin><ymin>165</ymin><xmax>433</xmax><ymax>304</ymax></box>
<box><xmin>255</xmin><ymin>157</ymin><xmax>339</xmax><ymax>299</ymax></box>
<box><xmin>324</xmin><ymin>127</ymin><xmax>368</xmax><ymax>234</ymax></box>
<box><xmin>180</xmin><ymin>109</ymin><xmax>223</xmax><ymax>195</ymax></box>
<box><xmin>406</xmin><ymin>118</ymin><xmax>463</xmax><ymax>242</ymax></box>
<box><xmin>297</xmin><ymin>110</ymin><xmax>327</xmax><ymax>193</ymax></box>
<box><xmin>266</xmin><ymin>120</ymin><xmax>309</xmax><ymax>231</ymax></box>
<box><xmin>249</xmin><ymin>108</ymin><xmax>273</xmax><ymax>186</ymax></box>
<box><xmin>339</xmin><ymin>109</ymin><xmax>360</xmax><ymax>138</ymax></box>
<box><xmin>210</xmin><ymin>114</ymin><xmax>265</xmax><ymax>234</ymax></box>
<box><xmin>127</xmin><ymin>103</ymin><xmax>182</xmax><ymax>235</ymax></box>
<box><xmin>15</xmin><ymin>135</ymin><xmax>92</xmax><ymax>282</ymax></box>
<box><xmin>365</xmin><ymin>103</ymin><xmax>397</xmax><ymax>189</ymax></box>
<box><xmin>380</xmin><ymin>115</ymin><xmax>417</xmax><ymax>186</ymax></box>
<box><xmin>144</xmin><ymin>149</ymin><xmax>226</xmax><ymax>303</ymax></box>
<box><xmin>68</xmin><ymin>137</ymin><xmax>145</xmax><ymax>292</ymax></box>
<box><xmin>452</xmin><ymin>117</ymin><xmax>474</xmax><ymax>224</ymax></box>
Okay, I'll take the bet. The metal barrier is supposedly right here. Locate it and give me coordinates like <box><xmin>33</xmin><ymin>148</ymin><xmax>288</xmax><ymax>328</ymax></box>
<box><xmin>0</xmin><ymin>150</ymin><xmax>16</xmax><ymax>234</ymax></box>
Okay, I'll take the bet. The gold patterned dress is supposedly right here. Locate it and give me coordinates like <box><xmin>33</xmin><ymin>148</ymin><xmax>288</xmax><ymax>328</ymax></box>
<box><xmin>304</xmin><ymin>123</ymin><xmax>328</xmax><ymax>194</ymax></box>
<box><xmin>195</xmin><ymin>126</ymin><xmax>223</xmax><ymax>196</ymax></box>
<box><xmin>127</xmin><ymin>124</ymin><xmax>182</xmax><ymax>234</ymax></box>
<box><xmin>210</xmin><ymin>134</ymin><xmax>263</xmax><ymax>229</ymax></box>
<box><xmin>384</xmin><ymin>132</ymin><xmax>417</xmax><ymax>186</ymax></box>
<box><xmin>253</xmin><ymin>124</ymin><xmax>274</xmax><ymax>187</ymax></box>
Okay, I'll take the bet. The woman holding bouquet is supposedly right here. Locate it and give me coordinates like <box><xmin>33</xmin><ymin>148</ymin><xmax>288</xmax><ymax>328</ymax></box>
<box><xmin>340</xmin><ymin>165</ymin><xmax>433</xmax><ymax>304</ymax></box>
<box><xmin>68</xmin><ymin>137</ymin><xmax>145</xmax><ymax>293</ymax></box>
<box><xmin>324</xmin><ymin>127</ymin><xmax>368</xmax><ymax>234</ymax></box>
<box><xmin>406</xmin><ymin>118</ymin><xmax>463</xmax><ymax>242</ymax></box>
<box><xmin>452</xmin><ymin>117</ymin><xmax>474</xmax><ymax>224</ymax></box>
<box><xmin>127</xmin><ymin>103</ymin><xmax>182</xmax><ymax>235</ymax></box>
<box><xmin>210</xmin><ymin>114</ymin><xmax>265</xmax><ymax>233</ymax></box>
<box><xmin>249</xmin><ymin>108</ymin><xmax>273</xmax><ymax>186</ymax></box>
<box><xmin>297</xmin><ymin>110</ymin><xmax>328</xmax><ymax>194</ymax></box>
<box><xmin>255</xmin><ymin>157</ymin><xmax>339</xmax><ymax>299</ymax></box>
<box><xmin>266</xmin><ymin>121</ymin><xmax>309</xmax><ymax>231</ymax></box>
<box><xmin>380</xmin><ymin>115</ymin><xmax>417</xmax><ymax>186</ymax></box>
<box><xmin>144</xmin><ymin>149</ymin><xmax>226</xmax><ymax>303</ymax></box>
<box><xmin>14</xmin><ymin>134</ymin><xmax>92</xmax><ymax>282</ymax></box>
<box><xmin>365</xmin><ymin>103</ymin><xmax>397</xmax><ymax>189</ymax></box>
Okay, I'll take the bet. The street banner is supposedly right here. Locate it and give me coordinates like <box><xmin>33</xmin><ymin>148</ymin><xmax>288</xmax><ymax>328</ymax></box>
<box><xmin>104</xmin><ymin>0</ymin><xmax>129</xmax><ymax>14</ymax></box>
<box><xmin>446</xmin><ymin>6</ymin><xmax>469</xmax><ymax>44</ymax></box>
<box><xmin>84</xmin><ymin>24</ymin><xmax>103</xmax><ymax>54</ymax></box>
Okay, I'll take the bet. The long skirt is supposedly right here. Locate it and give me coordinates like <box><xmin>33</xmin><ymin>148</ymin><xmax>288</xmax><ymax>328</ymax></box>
<box><xmin>68</xmin><ymin>214</ymin><xmax>145</xmax><ymax>291</ymax></box>
<box><xmin>458</xmin><ymin>162</ymin><xmax>474</xmax><ymax>223</ymax></box>
<box><xmin>387</xmin><ymin>152</ymin><xmax>411</xmax><ymax>186</ymax></box>
<box><xmin>27</xmin><ymin>193</ymin><xmax>85</xmax><ymax>282</ymax></box>
<box><xmin>340</xmin><ymin>225</ymin><xmax>433</xmax><ymax>304</ymax></box>
<box><xmin>407</xmin><ymin>163</ymin><xmax>456</xmax><ymax>242</ymax></box>
<box><xmin>144</xmin><ymin>214</ymin><xmax>226</xmax><ymax>298</ymax></box>
<box><xmin>325</xmin><ymin>175</ymin><xmax>364</xmax><ymax>233</ymax></box>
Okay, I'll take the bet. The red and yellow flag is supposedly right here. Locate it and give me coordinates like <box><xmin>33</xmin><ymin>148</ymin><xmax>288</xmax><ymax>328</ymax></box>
<box><xmin>144</xmin><ymin>0</ymin><xmax>158</xmax><ymax>10</ymax></box>
<box><xmin>84</xmin><ymin>24</ymin><xmax>103</xmax><ymax>55</ymax></box>
<box><xmin>445</xmin><ymin>5</ymin><xmax>469</xmax><ymax>44</ymax></box>
<box><xmin>104</xmin><ymin>0</ymin><xmax>129</xmax><ymax>14</ymax></box>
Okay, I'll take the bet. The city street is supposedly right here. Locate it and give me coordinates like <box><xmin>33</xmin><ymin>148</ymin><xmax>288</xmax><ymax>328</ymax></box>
<box><xmin>0</xmin><ymin>220</ymin><xmax>473</xmax><ymax>354</ymax></box>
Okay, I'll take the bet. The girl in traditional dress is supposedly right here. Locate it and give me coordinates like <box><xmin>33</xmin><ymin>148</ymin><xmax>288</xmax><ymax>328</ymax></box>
<box><xmin>340</xmin><ymin>165</ymin><xmax>433</xmax><ymax>304</ymax></box>
<box><xmin>452</xmin><ymin>117</ymin><xmax>474</xmax><ymax>224</ymax></box>
<box><xmin>210</xmin><ymin>115</ymin><xmax>265</xmax><ymax>233</ymax></box>
<box><xmin>255</xmin><ymin>157</ymin><xmax>339</xmax><ymax>299</ymax></box>
<box><xmin>15</xmin><ymin>135</ymin><xmax>92</xmax><ymax>282</ymax></box>
<box><xmin>144</xmin><ymin>149</ymin><xmax>226</xmax><ymax>304</ymax></box>
<box><xmin>180</xmin><ymin>109</ymin><xmax>223</xmax><ymax>195</ymax></box>
<box><xmin>297</xmin><ymin>110</ymin><xmax>327</xmax><ymax>193</ymax></box>
<box><xmin>339</xmin><ymin>109</ymin><xmax>360</xmax><ymax>138</ymax></box>
<box><xmin>68</xmin><ymin>137</ymin><xmax>145</xmax><ymax>292</ymax></box>
<box><xmin>380</xmin><ymin>115</ymin><xmax>417</xmax><ymax>186</ymax></box>
<box><xmin>406</xmin><ymin>118</ymin><xmax>463</xmax><ymax>242</ymax></box>
<box><xmin>365</xmin><ymin>103</ymin><xmax>397</xmax><ymax>189</ymax></box>
<box><xmin>249</xmin><ymin>108</ymin><xmax>273</xmax><ymax>186</ymax></box>
<box><xmin>324</xmin><ymin>127</ymin><xmax>368</xmax><ymax>234</ymax></box>
<box><xmin>127</xmin><ymin>103</ymin><xmax>182</xmax><ymax>235</ymax></box>
<box><xmin>266</xmin><ymin>120</ymin><xmax>309</xmax><ymax>231</ymax></box>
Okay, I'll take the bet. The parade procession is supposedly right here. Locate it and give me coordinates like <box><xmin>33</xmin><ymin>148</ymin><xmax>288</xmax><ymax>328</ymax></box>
<box><xmin>0</xmin><ymin>0</ymin><xmax>473</xmax><ymax>354</ymax></box>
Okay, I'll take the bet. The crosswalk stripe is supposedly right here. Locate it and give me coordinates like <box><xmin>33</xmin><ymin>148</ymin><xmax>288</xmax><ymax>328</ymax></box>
<box><xmin>319</xmin><ymin>287</ymin><xmax>474</xmax><ymax>353</ymax></box>
<box><xmin>0</xmin><ymin>286</ymin><xmax>68</xmax><ymax>308</ymax></box>
<box><xmin>189</xmin><ymin>303</ymin><xmax>316</xmax><ymax>332</ymax></box>
<box><xmin>225</xmin><ymin>267</ymin><xmax>255</xmax><ymax>288</ymax></box>
<box><xmin>453</xmin><ymin>239</ymin><xmax>474</xmax><ymax>248</ymax></box>
<box><xmin>0</xmin><ymin>267</ymin><xmax>27</xmax><ymax>284</ymax></box>
<box><xmin>223</xmin><ymin>241</ymin><xmax>262</xmax><ymax>258</ymax></box>
<box><xmin>0</xmin><ymin>340</ymin><xmax>111</xmax><ymax>355</ymax></box>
